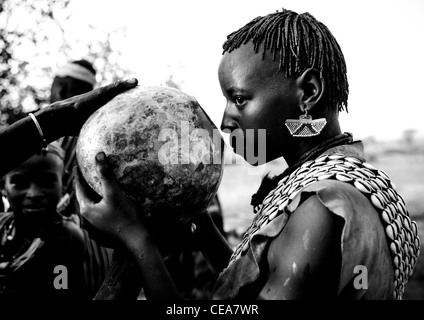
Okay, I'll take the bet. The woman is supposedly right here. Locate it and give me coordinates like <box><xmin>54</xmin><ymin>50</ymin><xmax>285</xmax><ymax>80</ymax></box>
<box><xmin>75</xmin><ymin>9</ymin><xmax>420</xmax><ymax>300</ymax></box>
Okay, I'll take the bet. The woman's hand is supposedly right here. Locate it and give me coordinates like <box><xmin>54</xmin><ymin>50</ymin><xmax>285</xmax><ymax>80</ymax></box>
<box><xmin>75</xmin><ymin>151</ymin><xmax>145</xmax><ymax>246</ymax></box>
<box><xmin>38</xmin><ymin>78</ymin><xmax>138</xmax><ymax>139</ymax></box>
<box><xmin>76</xmin><ymin>151</ymin><xmax>181</xmax><ymax>300</ymax></box>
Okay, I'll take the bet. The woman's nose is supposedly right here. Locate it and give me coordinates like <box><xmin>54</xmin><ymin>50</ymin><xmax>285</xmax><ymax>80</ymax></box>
<box><xmin>220</xmin><ymin>104</ymin><xmax>238</xmax><ymax>133</ymax></box>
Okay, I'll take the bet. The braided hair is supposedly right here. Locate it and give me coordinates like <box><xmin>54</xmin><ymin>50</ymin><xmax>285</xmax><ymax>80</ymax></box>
<box><xmin>223</xmin><ymin>8</ymin><xmax>349</xmax><ymax>113</ymax></box>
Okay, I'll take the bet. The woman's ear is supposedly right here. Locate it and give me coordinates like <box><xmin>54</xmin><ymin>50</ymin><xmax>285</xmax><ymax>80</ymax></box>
<box><xmin>296</xmin><ymin>68</ymin><xmax>325</xmax><ymax>112</ymax></box>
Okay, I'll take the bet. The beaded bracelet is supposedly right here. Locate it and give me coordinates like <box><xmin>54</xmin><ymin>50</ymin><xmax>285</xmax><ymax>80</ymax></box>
<box><xmin>29</xmin><ymin>112</ymin><xmax>49</xmax><ymax>150</ymax></box>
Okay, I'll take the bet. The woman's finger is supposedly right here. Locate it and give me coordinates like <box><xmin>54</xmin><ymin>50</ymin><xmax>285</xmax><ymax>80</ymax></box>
<box><xmin>74</xmin><ymin>166</ymin><xmax>97</xmax><ymax>218</ymax></box>
<box><xmin>94</xmin><ymin>152</ymin><xmax>122</xmax><ymax>199</ymax></box>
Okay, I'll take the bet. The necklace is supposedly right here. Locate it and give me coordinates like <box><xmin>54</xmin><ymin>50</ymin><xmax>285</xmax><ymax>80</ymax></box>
<box><xmin>0</xmin><ymin>214</ymin><xmax>43</xmax><ymax>273</ymax></box>
<box><xmin>231</xmin><ymin>152</ymin><xmax>420</xmax><ymax>300</ymax></box>
<box><xmin>251</xmin><ymin>132</ymin><xmax>354</xmax><ymax>207</ymax></box>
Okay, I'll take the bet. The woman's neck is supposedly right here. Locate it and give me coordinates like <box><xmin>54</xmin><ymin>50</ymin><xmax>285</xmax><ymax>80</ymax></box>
<box><xmin>251</xmin><ymin>128</ymin><xmax>352</xmax><ymax>208</ymax></box>
<box><xmin>284</xmin><ymin>120</ymin><xmax>342</xmax><ymax>167</ymax></box>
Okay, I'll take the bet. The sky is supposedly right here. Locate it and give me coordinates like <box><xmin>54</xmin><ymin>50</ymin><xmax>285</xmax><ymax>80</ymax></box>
<box><xmin>65</xmin><ymin>0</ymin><xmax>424</xmax><ymax>142</ymax></box>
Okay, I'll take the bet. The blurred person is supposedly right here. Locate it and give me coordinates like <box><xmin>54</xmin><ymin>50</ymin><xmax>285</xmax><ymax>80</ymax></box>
<box><xmin>49</xmin><ymin>59</ymin><xmax>114</xmax><ymax>300</ymax></box>
<box><xmin>50</xmin><ymin>60</ymin><xmax>96</xmax><ymax>104</ymax></box>
<box><xmin>0</xmin><ymin>142</ymin><xmax>85</xmax><ymax>299</ymax></box>
<box><xmin>50</xmin><ymin>59</ymin><xmax>97</xmax><ymax>217</ymax></box>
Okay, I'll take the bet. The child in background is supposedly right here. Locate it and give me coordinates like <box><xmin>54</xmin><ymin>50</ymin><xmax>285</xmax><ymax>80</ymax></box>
<box><xmin>0</xmin><ymin>142</ymin><xmax>85</xmax><ymax>299</ymax></box>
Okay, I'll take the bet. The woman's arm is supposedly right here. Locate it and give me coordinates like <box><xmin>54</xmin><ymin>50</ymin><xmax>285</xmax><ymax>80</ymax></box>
<box><xmin>94</xmin><ymin>247</ymin><xmax>142</xmax><ymax>300</ymax></box>
<box><xmin>258</xmin><ymin>195</ymin><xmax>344</xmax><ymax>299</ymax></box>
<box><xmin>0</xmin><ymin>79</ymin><xmax>137</xmax><ymax>177</ymax></box>
<box><xmin>191</xmin><ymin>212</ymin><xmax>233</xmax><ymax>275</ymax></box>
<box><xmin>75</xmin><ymin>152</ymin><xmax>181</xmax><ymax>300</ymax></box>
<box><xmin>120</xmin><ymin>221</ymin><xmax>181</xmax><ymax>300</ymax></box>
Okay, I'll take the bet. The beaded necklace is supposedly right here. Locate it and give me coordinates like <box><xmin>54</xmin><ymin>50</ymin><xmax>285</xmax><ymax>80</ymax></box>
<box><xmin>231</xmin><ymin>149</ymin><xmax>420</xmax><ymax>300</ymax></box>
<box><xmin>0</xmin><ymin>213</ymin><xmax>43</xmax><ymax>274</ymax></box>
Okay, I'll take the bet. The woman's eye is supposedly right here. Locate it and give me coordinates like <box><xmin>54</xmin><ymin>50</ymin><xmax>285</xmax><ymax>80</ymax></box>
<box><xmin>234</xmin><ymin>96</ymin><xmax>246</xmax><ymax>106</ymax></box>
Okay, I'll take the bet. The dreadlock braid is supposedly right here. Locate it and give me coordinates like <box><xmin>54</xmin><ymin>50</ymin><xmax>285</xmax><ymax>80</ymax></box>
<box><xmin>223</xmin><ymin>9</ymin><xmax>349</xmax><ymax>113</ymax></box>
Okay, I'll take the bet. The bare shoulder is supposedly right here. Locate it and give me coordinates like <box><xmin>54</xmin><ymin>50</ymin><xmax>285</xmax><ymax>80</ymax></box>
<box><xmin>259</xmin><ymin>194</ymin><xmax>344</xmax><ymax>299</ymax></box>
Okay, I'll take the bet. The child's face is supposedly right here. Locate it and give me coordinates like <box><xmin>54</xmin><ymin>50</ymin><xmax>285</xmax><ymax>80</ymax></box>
<box><xmin>4</xmin><ymin>153</ymin><xmax>64</xmax><ymax>222</ymax></box>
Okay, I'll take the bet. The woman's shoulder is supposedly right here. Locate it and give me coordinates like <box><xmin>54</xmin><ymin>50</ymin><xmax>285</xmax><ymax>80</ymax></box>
<box><xmin>282</xmin><ymin>179</ymin><xmax>384</xmax><ymax>258</ymax></box>
<box><xmin>287</xmin><ymin>179</ymin><xmax>377</xmax><ymax>222</ymax></box>
<box><xmin>285</xmin><ymin>179</ymin><xmax>389</xmax><ymax>262</ymax></box>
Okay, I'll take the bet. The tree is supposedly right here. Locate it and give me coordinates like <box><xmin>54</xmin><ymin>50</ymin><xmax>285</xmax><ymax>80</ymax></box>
<box><xmin>0</xmin><ymin>0</ymin><xmax>131</xmax><ymax>129</ymax></box>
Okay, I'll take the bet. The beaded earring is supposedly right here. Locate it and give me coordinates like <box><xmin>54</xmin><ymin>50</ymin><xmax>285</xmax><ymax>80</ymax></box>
<box><xmin>285</xmin><ymin>107</ymin><xmax>327</xmax><ymax>137</ymax></box>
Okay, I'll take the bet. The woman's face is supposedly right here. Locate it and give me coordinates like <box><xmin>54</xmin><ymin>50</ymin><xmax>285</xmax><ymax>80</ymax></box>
<box><xmin>218</xmin><ymin>42</ymin><xmax>300</xmax><ymax>165</ymax></box>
